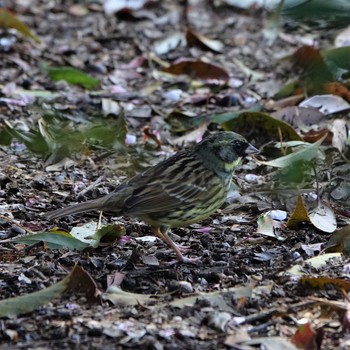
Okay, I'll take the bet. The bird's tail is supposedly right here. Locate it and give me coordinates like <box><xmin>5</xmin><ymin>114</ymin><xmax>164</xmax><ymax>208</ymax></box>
<box><xmin>46</xmin><ymin>198</ymin><xmax>104</xmax><ymax>220</ymax></box>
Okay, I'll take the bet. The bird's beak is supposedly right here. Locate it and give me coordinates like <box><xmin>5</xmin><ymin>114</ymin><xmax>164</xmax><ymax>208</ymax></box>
<box><xmin>245</xmin><ymin>144</ymin><xmax>259</xmax><ymax>154</ymax></box>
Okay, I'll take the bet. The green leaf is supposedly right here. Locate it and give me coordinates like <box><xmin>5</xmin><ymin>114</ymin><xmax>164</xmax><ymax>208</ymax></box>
<box><xmin>257</xmin><ymin>134</ymin><xmax>326</xmax><ymax>168</ymax></box>
<box><xmin>47</xmin><ymin>67</ymin><xmax>99</xmax><ymax>89</ymax></box>
<box><xmin>0</xmin><ymin>265</ymin><xmax>98</xmax><ymax>317</ymax></box>
<box><xmin>167</xmin><ymin>110</ymin><xmax>204</xmax><ymax>132</ymax></box>
<box><xmin>3</xmin><ymin>112</ymin><xmax>128</xmax><ymax>161</ymax></box>
<box><xmin>70</xmin><ymin>222</ymin><xmax>125</xmax><ymax>248</ymax></box>
<box><xmin>0</xmin><ymin>126</ymin><xmax>12</xmax><ymax>146</ymax></box>
<box><xmin>262</xmin><ymin>0</ymin><xmax>283</xmax><ymax>46</ymax></box>
<box><xmin>104</xmin><ymin>287</ymin><xmax>159</xmax><ymax>306</ymax></box>
<box><xmin>4</xmin><ymin>120</ymin><xmax>49</xmax><ymax>155</ymax></box>
<box><xmin>324</xmin><ymin>225</ymin><xmax>350</xmax><ymax>255</ymax></box>
<box><xmin>94</xmin><ymin>223</ymin><xmax>126</xmax><ymax>243</ymax></box>
<box><xmin>274</xmin><ymin>80</ymin><xmax>300</xmax><ymax>99</ymax></box>
<box><xmin>211</xmin><ymin>105</ymin><xmax>262</xmax><ymax>124</ymax></box>
<box><xmin>221</xmin><ymin>111</ymin><xmax>301</xmax><ymax>141</ymax></box>
<box><xmin>0</xmin><ymin>271</ymin><xmax>67</xmax><ymax>317</ymax></box>
<box><xmin>323</xmin><ymin>46</ymin><xmax>350</xmax><ymax>78</ymax></box>
<box><xmin>282</xmin><ymin>0</ymin><xmax>350</xmax><ymax>28</ymax></box>
<box><xmin>85</xmin><ymin>115</ymin><xmax>127</xmax><ymax>147</ymax></box>
<box><xmin>15</xmin><ymin>231</ymin><xmax>89</xmax><ymax>250</ymax></box>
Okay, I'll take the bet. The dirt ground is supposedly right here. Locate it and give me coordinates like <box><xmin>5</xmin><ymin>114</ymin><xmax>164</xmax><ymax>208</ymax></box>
<box><xmin>1</xmin><ymin>1</ymin><xmax>350</xmax><ymax>349</ymax></box>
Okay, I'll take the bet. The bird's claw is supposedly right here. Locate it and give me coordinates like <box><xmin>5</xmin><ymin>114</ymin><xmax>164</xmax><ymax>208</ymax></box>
<box><xmin>164</xmin><ymin>255</ymin><xmax>201</xmax><ymax>265</ymax></box>
<box><xmin>175</xmin><ymin>244</ymin><xmax>191</xmax><ymax>253</ymax></box>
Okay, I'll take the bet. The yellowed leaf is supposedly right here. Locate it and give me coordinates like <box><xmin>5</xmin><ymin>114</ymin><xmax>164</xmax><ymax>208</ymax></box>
<box><xmin>0</xmin><ymin>9</ymin><xmax>40</xmax><ymax>43</ymax></box>
<box><xmin>286</xmin><ymin>195</ymin><xmax>310</xmax><ymax>229</ymax></box>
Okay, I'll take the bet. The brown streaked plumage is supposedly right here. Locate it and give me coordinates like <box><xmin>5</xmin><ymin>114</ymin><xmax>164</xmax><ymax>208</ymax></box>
<box><xmin>46</xmin><ymin>131</ymin><xmax>258</xmax><ymax>263</ymax></box>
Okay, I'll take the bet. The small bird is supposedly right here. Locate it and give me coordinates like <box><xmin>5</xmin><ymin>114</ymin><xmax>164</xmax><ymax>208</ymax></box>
<box><xmin>47</xmin><ymin>131</ymin><xmax>258</xmax><ymax>263</ymax></box>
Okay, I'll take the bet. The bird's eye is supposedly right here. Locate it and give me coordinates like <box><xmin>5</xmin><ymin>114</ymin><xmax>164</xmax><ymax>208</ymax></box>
<box><xmin>234</xmin><ymin>140</ymin><xmax>245</xmax><ymax>149</ymax></box>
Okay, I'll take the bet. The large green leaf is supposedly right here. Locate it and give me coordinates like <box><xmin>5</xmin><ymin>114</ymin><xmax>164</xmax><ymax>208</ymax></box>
<box><xmin>257</xmin><ymin>134</ymin><xmax>326</xmax><ymax>168</ymax></box>
<box><xmin>283</xmin><ymin>0</ymin><xmax>350</xmax><ymax>28</ymax></box>
<box><xmin>0</xmin><ymin>265</ymin><xmax>99</xmax><ymax>317</ymax></box>
<box><xmin>47</xmin><ymin>67</ymin><xmax>99</xmax><ymax>89</ymax></box>
<box><xmin>221</xmin><ymin>111</ymin><xmax>301</xmax><ymax>141</ymax></box>
<box><xmin>15</xmin><ymin>231</ymin><xmax>89</xmax><ymax>250</ymax></box>
<box><xmin>323</xmin><ymin>46</ymin><xmax>350</xmax><ymax>78</ymax></box>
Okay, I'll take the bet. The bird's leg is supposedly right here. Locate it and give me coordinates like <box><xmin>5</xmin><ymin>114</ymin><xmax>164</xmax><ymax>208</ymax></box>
<box><xmin>152</xmin><ymin>226</ymin><xmax>200</xmax><ymax>264</ymax></box>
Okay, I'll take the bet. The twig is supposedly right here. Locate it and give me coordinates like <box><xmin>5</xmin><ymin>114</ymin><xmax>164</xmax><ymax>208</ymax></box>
<box><xmin>241</xmin><ymin>299</ymin><xmax>318</xmax><ymax>325</ymax></box>
<box><xmin>77</xmin><ymin>175</ymin><xmax>106</xmax><ymax>197</ymax></box>
<box><xmin>0</xmin><ymin>214</ymin><xmax>34</xmax><ymax>234</ymax></box>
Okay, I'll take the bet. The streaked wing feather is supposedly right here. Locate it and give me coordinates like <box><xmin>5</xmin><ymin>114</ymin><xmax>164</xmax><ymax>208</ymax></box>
<box><xmin>123</xmin><ymin>153</ymin><xmax>210</xmax><ymax>216</ymax></box>
<box><xmin>124</xmin><ymin>180</ymin><xmax>208</xmax><ymax>215</ymax></box>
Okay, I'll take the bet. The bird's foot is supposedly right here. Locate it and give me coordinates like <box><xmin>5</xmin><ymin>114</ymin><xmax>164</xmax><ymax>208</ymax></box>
<box><xmin>166</xmin><ymin>255</ymin><xmax>201</xmax><ymax>265</ymax></box>
<box><xmin>175</xmin><ymin>244</ymin><xmax>191</xmax><ymax>253</ymax></box>
<box><xmin>178</xmin><ymin>255</ymin><xmax>201</xmax><ymax>264</ymax></box>
<box><xmin>152</xmin><ymin>226</ymin><xmax>200</xmax><ymax>264</ymax></box>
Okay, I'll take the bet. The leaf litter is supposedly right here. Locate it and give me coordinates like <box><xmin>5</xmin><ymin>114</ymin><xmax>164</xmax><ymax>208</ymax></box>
<box><xmin>0</xmin><ymin>0</ymin><xmax>349</xmax><ymax>349</ymax></box>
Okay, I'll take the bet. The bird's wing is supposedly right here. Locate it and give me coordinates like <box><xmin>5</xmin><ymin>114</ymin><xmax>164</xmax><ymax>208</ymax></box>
<box><xmin>121</xmin><ymin>152</ymin><xmax>213</xmax><ymax>215</ymax></box>
<box><xmin>124</xmin><ymin>180</ymin><xmax>209</xmax><ymax>215</ymax></box>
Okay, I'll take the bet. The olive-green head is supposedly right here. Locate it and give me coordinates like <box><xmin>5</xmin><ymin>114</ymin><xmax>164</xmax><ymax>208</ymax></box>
<box><xmin>196</xmin><ymin>131</ymin><xmax>258</xmax><ymax>175</ymax></box>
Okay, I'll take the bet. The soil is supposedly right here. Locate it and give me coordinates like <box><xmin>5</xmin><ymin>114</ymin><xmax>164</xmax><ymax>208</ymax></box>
<box><xmin>0</xmin><ymin>1</ymin><xmax>350</xmax><ymax>349</ymax></box>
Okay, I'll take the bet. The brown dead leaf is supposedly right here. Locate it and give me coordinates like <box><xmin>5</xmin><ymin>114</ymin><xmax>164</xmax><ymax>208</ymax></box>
<box><xmin>293</xmin><ymin>46</ymin><xmax>325</xmax><ymax>70</ymax></box>
<box><xmin>292</xmin><ymin>46</ymin><xmax>334</xmax><ymax>95</ymax></box>
<box><xmin>323</xmin><ymin>225</ymin><xmax>350</xmax><ymax>255</ymax></box>
<box><xmin>291</xmin><ymin>322</ymin><xmax>317</xmax><ymax>350</ymax></box>
<box><xmin>323</xmin><ymin>82</ymin><xmax>350</xmax><ymax>103</ymax></box>
<box><xmin>67</xmin><ymin>265</ymin><xmax>102</xmax><ymax>303</ymax></box>
<box><xmin>300</xmin><ymin>129</ymin><xmax>331</xmax><ymax>143</ymax></box>
<box><xmin>300</xmin><ymin>276</ymin><xmax>350</xmax><ymax>292</ymax></box>
<box><xmin>162</xmin><ymin>59</ymin><xmax>229</xmax><ymax>82</ymax></box>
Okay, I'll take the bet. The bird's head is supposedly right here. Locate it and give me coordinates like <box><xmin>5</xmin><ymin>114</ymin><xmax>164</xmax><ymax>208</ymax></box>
<box><xmin>197</xmin><ymin>131</ymin><xmax>258</xmax><ymax>173</ymax></box>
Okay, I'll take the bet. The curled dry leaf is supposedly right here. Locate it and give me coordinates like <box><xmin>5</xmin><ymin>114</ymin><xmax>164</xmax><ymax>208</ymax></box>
<box><xmin>154</xmin><ymin>32</ymin><xmax>186</xmax><ymax>55</ymax></box>
<box><xmin>287</xmin><ymin>195</ymin><xmax>337</xmax><ymax>233</ymax></box>
<box><xmin>299</xmin><ymin>95</ymin><xmax>350</xmax><ymax>115</ymax></box>
<box><xmin>323</xmin><ymin>225</ymin><xmax>350</xmax><ymax>255</ymax></box>
<box><xmin>162</xmin><ymin>59</ymin><xmax>229</xmax><ymax>82</ymax></box>
<box><xmin>272</xmin><ymin>106</ymin><xmax>324</xmax><ymax>128</ymax></box>
<box><xmin>286</xmin><ymin>195</ymin><xmax>310</xmax><ymax>229</ymax></box>
<box><xmin>335</xmin><ymin>26</ymin><xmax>350</xmax><ymax>48</ymax></box>
<box><xmin>329</xmin><ymin>119</ymin><xmax>348</xmax><ymax>153</ymax></box>
<box><xmin>103</xmin><ymin>0</ymin><xmax>146</xmax><ymax>16</ymax></box>
<box><xmin>287</xmin><ymin>253</ymin><xmax>342</xmax><ymax>276</ymax></box>
<box><xmin>186</xmin><ymin>28</ymin><xmax>224</xmax><ymax>53</ymax></box>
<box><xmin>308</xmin><ymin>201</ymin><xmax>337</xmax><ymax>233</ymax></box>
<box><xmin>256</xmin><ymin>211</ymin><xmax>286</xmax><ymax>241</ymax></box>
